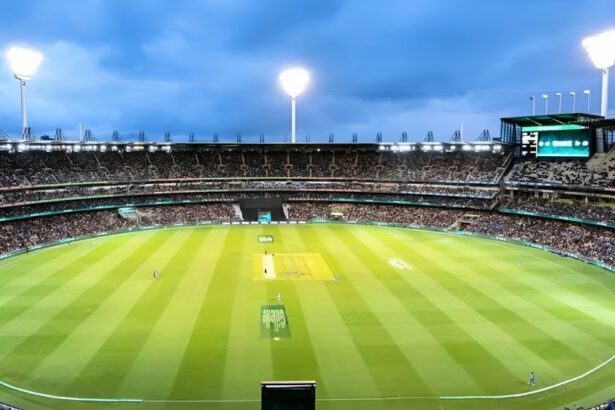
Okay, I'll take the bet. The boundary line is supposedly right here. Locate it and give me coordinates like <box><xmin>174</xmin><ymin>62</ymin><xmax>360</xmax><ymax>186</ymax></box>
<box><xmin>441</xmin><ymin>354</ymin><xmax>615</xmax><ymax>400</ymax></box>
<box><xmin>0</xmin><ymin>380</ymin><xmax>142</xmax><ymax>403</ymax></box>
<box><xmin>1</xmin><ymin>354</ymin><xmax>613</xmax><ymax>404</ymax></box>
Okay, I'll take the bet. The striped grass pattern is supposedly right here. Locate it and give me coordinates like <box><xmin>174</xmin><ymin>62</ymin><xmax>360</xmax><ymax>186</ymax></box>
<box><xmin>0</xmin><ymin>224</ymin><xmax>613</xmax><ymax>410</ymax></box>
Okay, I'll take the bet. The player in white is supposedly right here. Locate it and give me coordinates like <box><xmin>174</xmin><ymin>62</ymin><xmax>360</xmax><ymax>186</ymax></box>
<box><xmin>276</xmin><ymin>292</ymin><xmax>283</xmax><ymax>302</ymax></box>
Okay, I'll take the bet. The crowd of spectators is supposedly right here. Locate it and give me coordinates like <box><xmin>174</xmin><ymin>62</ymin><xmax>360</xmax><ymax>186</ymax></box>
<box><xmin>0</xmin><ymin>146</ymin><xmax>613</xmax><ymax>267</ymax></box>
<box><xmin>0</xmin><ymin>190</ymin><xmax>496</xmax><ymax>219</ymax></box>
<box><xmin>0</xmin><ymin>200</ymin><xmax>612</xmax><ymax>270</ymax></box>
<box><xmin>288</xmin><ymin>202</ymin><xmax>465</xmax><ymax>228</ymax></box>
<box><xmin>0</xmin><ymin>204</ymin><xmax>235</xmax><ymax>255</ymax></box>
<box><xmin>287</xmin><ymin>202</ymin><xmax>615</xmax><ymax>266</ymax></box>
<box><xmin>0</xmin><ymin>148</ymin><xmax>509</xmax><ymax>187</ymax></box>
<box><xmin>465</xmin><ymin>214</ymin><xmax>615</xmax><ymax>266</ymax></box>
<box><xmin>503</xmin><ymin>197</ymin><xmax>615</xmax><ymax>225</ymax></box>
<box><xmin>506</xmin><ymin>160</ymin><xmax>615</xmax><ymax>188</ymax></box>
<box><xmin>0</xmin><ymin>180</ymin><xmax>497</xmax><ymax>206</ymax></box>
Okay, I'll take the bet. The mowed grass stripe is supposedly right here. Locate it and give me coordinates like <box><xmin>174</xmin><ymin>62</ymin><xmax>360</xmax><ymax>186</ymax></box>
<box><xmin>264</xmin><ymin>226</ymin><xmax>325</xmax><ymax>394</ymax></box>
<box><xmin>344</xmin><ymin>226</ymin><xmax>561</xmax><ymax>386</ymax></box>
<box><xmin>29</xmin><ymin>229</ymin><xmax>189</xmax><ymax>396</ymax></box>
<box><xmin>64</xmin><ymin>229</ymin><xmax>202</xmax><ymax>396</ymax></box>
<box><xmin>302</xmin><ymin>225</ymin><xmax>432</xmax><ymax>397</ymax></box>
<box><xmin>373</xmin><ymin>227</ymin><xmax>591</xmax><ymax>383</ymax></box>
<box><xmin>457</xmin><ymin>235</ymin><xmax>615</xmax><ymax>322</ymax></box>
<box><xmin>117</xmin><ymin>227</ymin><xmax>230</xmax><ymax>399</ymax></box>
<box><xmin>434</xmin><ymin>234</ymin><xmax>615</xmax><ymax>343</ymax></box>
<box><xmin>0</xmin><ymin>230</ymin><xmax>175</xmax><ymax>391</ymax></box>
<box><xmin>221</xmin><ymin>225</ymin><xmax>274</xmax><ymax>400</ymax></box>
<box><xmin>331</xmin><ymin>225</ymin><xmax>501</xmax><ymax>394</ymax></box>
<box><xmin>0</xmin><ymin>233</ymin><xmax>149</xmax><ymax>357</ymax></box>
<box><xmin>493</xmin><ymin>239</ymin><xmax>615</xmax><ymax>296</ymax></box>
<box><xmin>324</xmin><ymin>225</ymin><xmax>506</xmax><ymax>394</ymax></box>
<box><xmin>0</xmin><ymin>237</ymin><xmax>132</xmax><ymax>324</ymax></box>
<box><xmin>169</xmin><ymin>227</ymin><xmax>247</xmax><ymax>400</ymax></box>
<box><xmin>0</xmin><ymin>241</ymin><xmax>90</xmax><ymax>288</ymax></box>
<box><xmin>490</xmin><ymin>243</ymin><xmax>615</xmax><ymax>334</ymax></box>
<box><xmin>486</xmin><ymin>239</ymin><xmax>615</xmax><ymax>318</ymax></box>
<box><xmin>281</xmin><ymin>225</ymin><xmax>381</xmax><ymax>399</ymax></box>
<box><xmin>487</xmin><ymin>263</ymin><xmax>615</xmax><ymax>347</ymax></box>
<box><xmin>409</xmin><ymin>231</ymin><xmax>613</xmax><ymax>369</ymax></box>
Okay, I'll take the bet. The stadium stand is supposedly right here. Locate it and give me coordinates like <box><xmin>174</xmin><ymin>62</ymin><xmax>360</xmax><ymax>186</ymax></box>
<box><xmin>502</xmin><ymin>197</ymin><xmax>615</xmax><ymax>225</ymax></box>
<box><xmin>506</xmin><ymin>159</ymin><xmax>615</xmax><ymax>188</ymax></box>
<box><xmin>0</xmin><ymin>143</ymin><xmax>612</xmax><ymax>268</ymax></box>
<box><xmin>0</xmin><ymin>147</ymin><xmax>509</xmax><ymax>186</ymax></box>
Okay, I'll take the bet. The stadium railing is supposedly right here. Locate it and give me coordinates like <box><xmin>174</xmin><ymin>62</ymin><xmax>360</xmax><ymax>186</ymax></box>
<box><xmin>499</xmin><ymin>208</ymin><xmax>615</xmax><ymax>230</ymax></box>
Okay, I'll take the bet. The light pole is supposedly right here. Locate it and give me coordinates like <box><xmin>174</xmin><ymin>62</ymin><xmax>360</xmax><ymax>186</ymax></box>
<box><xmin>555</xmin><ymin>92</ymin><xmax>562</xmax><ymax>113</ymax></box>
<box><xmin>6</xmin><ymin>46</ymin><xmax>43</xmax><ymax>134</ymax></box>
<box><xmin>569</xmin><ymin>91</ymin><xmax>576</xmax><ymax>112</ymax></box>
<box><xmin>541</xmin><ymin>94</ymin><xmax>549</xmax><ymax>114</ymax></box>
<box><xmin>530</xmin><ymin>96</ymin><xmax>535</xmax><ymax>115</ymax></box>
<box><xmin>584</xmin><ymin>89</ymin><xmax>591</xmax><ymax>112</ymax></box>
<box><xmin>583</xmin><ymin>29</ymin><xmax>615</xmax><ymax>117</ymax></box>
<box><xmin>279</xmin><ymin>68</ymin><xmax>310</xmax><ymax>143</ymax></box>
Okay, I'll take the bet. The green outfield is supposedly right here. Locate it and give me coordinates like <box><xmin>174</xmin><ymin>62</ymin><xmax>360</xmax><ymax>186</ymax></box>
<box><xmin>0</xmin><ymin>223</ymin><xmax>614</xmax><ymax>410</ymax></box>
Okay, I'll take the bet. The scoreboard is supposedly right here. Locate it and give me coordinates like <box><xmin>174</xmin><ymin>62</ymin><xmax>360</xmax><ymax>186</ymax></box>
<box><xmin>521</xmin><ymin>124</ymin><xmax>591</xmax><ymax>158</ymax></box>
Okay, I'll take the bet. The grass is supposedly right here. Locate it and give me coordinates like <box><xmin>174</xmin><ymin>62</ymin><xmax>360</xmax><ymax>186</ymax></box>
<box><xmin>0</xmin><ymin>223</ymin><xmax>613</xmax><ymax>410</ymax></box>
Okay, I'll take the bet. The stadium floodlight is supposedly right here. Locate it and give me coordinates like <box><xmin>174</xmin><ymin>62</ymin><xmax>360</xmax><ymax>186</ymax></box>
<box><xmin>279</xmin><ymin>68</ymin><xmax>310</xmax><ymax>143</ymax></box>
<box><xmin>569</xmin><ymin>91</ymin><xmax>576</xmax><ymax>112</ymax></box>
<box><xmin>541</xmin><ymin>94</ymin><xmax>549</xmax><ymax>114</ymax></box>
<box><xmin>6</xmin><ymin>46</ymin><xmax>43</xmax><ymax>134</ymax></box>
<box><xmin>583</xmin><ymin>29</ymin><xmax>615</xmax><ymax>117</ymax></box>
<box><xmin>555</xmin><ymin>92</ymin><xmax>562</xmax><ymax>113</ymax></box>
<box><xmin>530</xmin><ymin>96</ymin><xmax>536</xmax><ymax>115</ymax></box>
<box><xmin>584</xmin><ymin>89</ymin><xmax>591</xmax><ymax>112</ymax></box>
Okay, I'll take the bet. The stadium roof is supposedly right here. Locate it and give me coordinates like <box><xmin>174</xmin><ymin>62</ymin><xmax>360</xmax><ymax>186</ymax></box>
<box><xmin>573</xmin><ymin>117</ymin><xmax>615</xmax><ymax>128</ymax></box>
<box><xmin>500</xmin><ymin>113</ymin><xmax>603</xmax><ymax>127</ymax></box>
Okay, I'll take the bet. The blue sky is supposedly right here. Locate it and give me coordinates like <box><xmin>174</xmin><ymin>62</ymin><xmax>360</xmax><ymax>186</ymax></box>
<box><xmin>0</xmin><ymin>0</ymin><xmax>614</xmax><ymax>142</ymax></box>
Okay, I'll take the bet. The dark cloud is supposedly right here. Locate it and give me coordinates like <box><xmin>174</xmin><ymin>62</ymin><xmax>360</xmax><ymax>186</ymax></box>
<box><xmin>0</xmin><ymin>0</ymin><xmax>614</xmax><ymax>140</ymax></box>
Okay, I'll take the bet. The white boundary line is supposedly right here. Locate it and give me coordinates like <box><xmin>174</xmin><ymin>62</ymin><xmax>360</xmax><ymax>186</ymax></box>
<box><xmin>441</xmin><ymin>354</ymin><xmax>615</xmax><ymax>400</ymax></box>
<box><xmin>1</xmin><ymin>354</ymin><xmax>613</xmax><ymax>404</ymax></box>
<box><xmin>0</xmin><ymin>379</ymin><xmax>142</xmax><ymax>403</ymax></box>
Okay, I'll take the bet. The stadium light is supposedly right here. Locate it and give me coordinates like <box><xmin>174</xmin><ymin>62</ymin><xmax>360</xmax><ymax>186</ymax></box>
<box><xmin>583</xmin><ymin>29</ymin><xmax>615</xmax><ymax>117</ymax></box>
<box><xmin>530</xmin><ymin>96</ymin><xmax>535</xmax><ymax>115</ymax></box>
<box><xmin>279</xmin><ymin>68</ymin><xmax>310</xmax><ymax>143</ymax></box>
<box><xmin>569</xmin><ymin>91</ymin><xmax>576</xmax><ymax>112</ymax></box>
<box><xmin>555</xmin><ymin>92</ymin><xmax>562</xmax><ymax>113</ymax></box>
<box><xmin>541</xmin><ymin>94</ymin><xmax>548</xmax><ymax>114</ymax></box>
<box><xmin>6</xmin><ymin>46</ymin><xmax>43</xmax><ymax>134</ymax></box>
<box><xmin>584</xmin><ymin>89</ymin><xmax>591</xmax><ymax>112</ymax></box>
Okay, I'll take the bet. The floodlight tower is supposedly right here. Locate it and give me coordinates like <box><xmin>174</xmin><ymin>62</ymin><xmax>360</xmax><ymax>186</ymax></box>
<box><xmin>530</xmin><ymin>96</ymin><xmax>536</xmax><ymax>115</ymax></box>
<box><xmin>583</xmin><ymin>29</ymin><xmax>615</xmax><ymax>117</ymax></box>
<box><xmin>584</xmin><ymin>89</ymin><xmax>591</xmax><ymax>112</ymax></box>
<box><xmin>569</xmin><ymin>91</ymin><xmax>576</xmax><ymax>112</ymax></box>
<box><xmin>279</xmin><ymin>68</ymin><xmax>310</xmax><ymax>143</ymax></box>
<box><xmin>6</xmin><ymin>46</ymin><xmax>43</xmax><ymax>133</ymax></box>
<box><xmin>541</xmin><ymin>94</ymin><xmax>549</xmax><ymax>114</ymax></box>
<box><xmin>555</xmin><ymin>92</ymin><xmax>562</xmax><ymax>113</ymax></box>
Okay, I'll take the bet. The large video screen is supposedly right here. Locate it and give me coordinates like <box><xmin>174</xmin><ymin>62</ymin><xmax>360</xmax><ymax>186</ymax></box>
<box><xmin>521</xmin><ymin>125</ymin><xmax>591</xmax><ymax>158</ymax></box>
<box><xmin>258</xmin><ymin>211</ymin><xmax>272</xmax><ymax>223</ymax></box>
<box><xmin>537</xmin><ymin>129</ymin><xmax>590</xmax><ymax>157</ymax></box>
